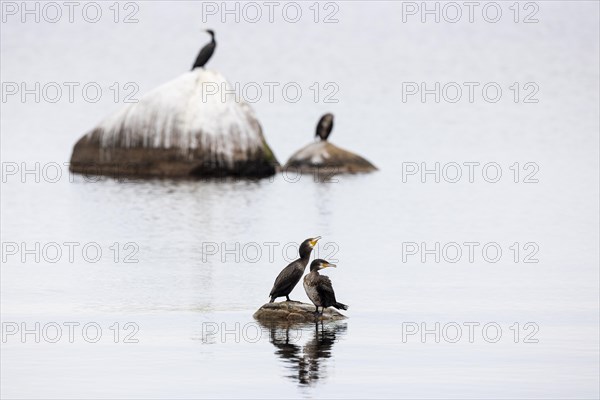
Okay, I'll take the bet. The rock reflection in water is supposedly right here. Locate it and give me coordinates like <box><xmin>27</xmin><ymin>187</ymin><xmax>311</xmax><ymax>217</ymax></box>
<box><xmin>259</xmin><ymin>320</ymin><xmax>347</xmax><ymax>386</ymax></box>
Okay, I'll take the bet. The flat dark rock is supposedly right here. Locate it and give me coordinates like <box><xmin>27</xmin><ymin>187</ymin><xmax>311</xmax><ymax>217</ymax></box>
<box><xmin>253</xmin><ymin>301</ymin><xmax>347</xmax><ymax>323</ymax></box>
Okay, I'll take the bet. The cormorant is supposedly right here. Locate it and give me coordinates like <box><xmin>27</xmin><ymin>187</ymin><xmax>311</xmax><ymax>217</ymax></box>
<box><xmin>191</xmin><ymin>29</ymin><xmax>216</xmax><ymax>70</ymax></box>
<box><xmin>303</xmin><ymin>259</ymin><xmax>348</xmax><ymax>316</ymax></box>
<box><xmin>269</xmin><ymin>237</ymin><xmax>321</xmax><ymax>302</ymax></box>
<box><xmin>315</xmin><ymin>113</ymin><xmax>334</xmax><ymax>141</ymax></box>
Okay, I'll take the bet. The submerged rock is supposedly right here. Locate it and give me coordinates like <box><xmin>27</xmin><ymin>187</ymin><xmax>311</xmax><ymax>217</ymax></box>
<box><xmin>284</xmin><ymin>141</ymin><xmax>377</xmax><ymax>174</ymax></box>
<box><xmin>70</xmin><ymin>69</ymin><xmax>278</xmax><ymax>178</ymax></box>
<box><xmin>253</xmin><ymin>301</ymin><xmax>347</xmax><ymax>323</ymax></box>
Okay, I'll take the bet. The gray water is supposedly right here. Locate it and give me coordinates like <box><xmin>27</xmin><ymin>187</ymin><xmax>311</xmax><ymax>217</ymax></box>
<box><xmin>1</xmin><ymin>1</ymin><xmax>599</xmax><ymax>398</ymax></box>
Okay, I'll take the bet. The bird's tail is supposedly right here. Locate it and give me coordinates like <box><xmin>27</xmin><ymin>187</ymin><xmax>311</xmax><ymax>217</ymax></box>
<box><xmin>269</xmin><ymin>296</ymin><xmax>275</xmax><ymax>303</ymax></box>
<box><xmin>334</xmin><ymin>302</ymin><xmax>348</xmax><ymax>311</ymax></box>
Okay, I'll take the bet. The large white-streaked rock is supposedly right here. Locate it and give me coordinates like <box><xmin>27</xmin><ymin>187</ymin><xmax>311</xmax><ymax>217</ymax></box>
<box><xmin>70</xmin><ymin>69</ymin><xmax>278</xmax><ymax>178</ymax></box>
<box><xmin>284</xmin><ymin>141</ymin><xmax>377</xmax><ymax>174</ymax></box>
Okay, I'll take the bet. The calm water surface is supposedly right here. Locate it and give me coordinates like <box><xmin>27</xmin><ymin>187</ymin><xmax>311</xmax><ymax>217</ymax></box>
<box><xmin>1</xmin><ymin>2</ymin><xmax>599</xmax><ymax>398</ymax></box>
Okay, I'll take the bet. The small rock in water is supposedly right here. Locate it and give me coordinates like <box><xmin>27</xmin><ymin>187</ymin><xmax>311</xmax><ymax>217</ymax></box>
<box><xmin>284</xmin><ymin>141</ymin><xmax>377</xmax><ymax>174</ymax></box>
<box><xmin>253</xmin><ymin>301</ymin><xmax>347</xmax><ymax>323</ymax></box>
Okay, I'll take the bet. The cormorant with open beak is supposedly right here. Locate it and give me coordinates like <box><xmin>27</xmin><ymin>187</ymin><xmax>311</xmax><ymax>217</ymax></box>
<box><xmin>191</xmin><ymin>29</ymin><xmax>216</xmax><ymax>70</ymax></box>
<box><xmin>315</xmin><ymin>113</ymin><xmax>334</xmax><ymax>141</ymax></box>
<box><xmin>303</xmin><ymin>259</ymin><xmax>348</xmax><ymax>316</ymax></box>
<box><xmin>269</xmin><ymin>237</ymin><xmax>321</xmax><ymax>302</ymax></box>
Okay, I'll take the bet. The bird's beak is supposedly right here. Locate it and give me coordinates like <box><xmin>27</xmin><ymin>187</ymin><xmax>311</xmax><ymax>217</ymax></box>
<box><xmin>309</xmin><ymin>236</ymin><xmax>321</xmax><ymax>247</ymax></box>
<box><xmin>322</xmin><ymin>263</ymin><xmax>336</xmax><ymax>269</ymax></box>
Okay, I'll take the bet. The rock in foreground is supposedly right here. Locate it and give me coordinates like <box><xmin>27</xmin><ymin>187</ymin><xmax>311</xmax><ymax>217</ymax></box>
<box><xmin>253</xmin><ymin>301</ymin><xmax>347</xmax><ymax>323</ymax></box>
<box><xmin>70</xmin><ymin>69</ymin><xmax>278</xmax><ymax>179</ymax></box>
<box><xmin>284</xmin><ymin>141</ymin><xmax>377</xmax><ymax>174</ymax></box>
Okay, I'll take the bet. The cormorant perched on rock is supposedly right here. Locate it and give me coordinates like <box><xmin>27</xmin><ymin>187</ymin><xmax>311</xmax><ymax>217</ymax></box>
<box><xmin>303</xmin><ymin>259</ymin><xmax>348</xmax><ymax>316</ymax></box>
<box><xmin>315</xmin><ymin>113</ymin><xmax>334</xmax><ymax>141</ymax></box>
<box><xmin>191</xmin><ymin>29</ymin><xmax>216</xmax><ymax>70</ymax></box>
<box><xmin>269</xmin><ymin>237</ymin><xmax>320</xmax><ymax>302</ymax></box>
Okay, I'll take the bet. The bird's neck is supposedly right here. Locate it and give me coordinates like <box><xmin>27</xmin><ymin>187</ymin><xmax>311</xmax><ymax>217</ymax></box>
<box><xmin>299</xmin><ymin>253</ymin><xmax>311</xmax><ymax>266</ymax></box>
<box><xmin>298</xmin><ymin>247</ymin><xmax>312</xmax><ymax>261</ymax></box>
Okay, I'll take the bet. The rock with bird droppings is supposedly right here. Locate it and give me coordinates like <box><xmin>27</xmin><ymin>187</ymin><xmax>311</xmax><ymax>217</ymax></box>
<box><xmin>284</xmin><ymin>141</ymin><xmax>377</xmax><ymax>174</ymax></box>
<box><xmin>253</xmin><ymin>301</ymin><xmax>347</xmax><ymax>323</ymax></box>
<box><xmin>69</xmin><ymin>69</ymin><xmax>278</xmax><ymax>178</ymax></box>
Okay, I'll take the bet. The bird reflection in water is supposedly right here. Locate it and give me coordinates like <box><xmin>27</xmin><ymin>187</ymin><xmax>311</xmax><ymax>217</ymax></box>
<box><xmin>260</xmin><ymin>320</ymin><xmax>347</xmax><ymax>386</ymax></box>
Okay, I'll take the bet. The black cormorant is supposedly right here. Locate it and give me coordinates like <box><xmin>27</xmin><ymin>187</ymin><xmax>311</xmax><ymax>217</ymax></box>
<box><xmin>191</xmin><ymin>29</ymin><xmax>216</xmax><ymax>70</ymax></box>
<box><xmin>269</xmin><ymin>237</ymin><xmax>321</xmax><ymax>302</ymax></box>
<box><xmin>303</xmin><ymin>259</ymin><xmax>348</xmax><ymax>315</ymax></box>
<box><xmin>315</xmin><ymin>113</ymin><xmax>334</xmax><ymax>141</ymax></box>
